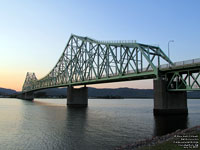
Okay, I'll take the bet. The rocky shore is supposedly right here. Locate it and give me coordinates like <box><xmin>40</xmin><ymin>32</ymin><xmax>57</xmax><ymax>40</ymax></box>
<box><xmin>115</xmin><ymin>126</ymin><xmax>200</xmax><ymax>150</ymax></box>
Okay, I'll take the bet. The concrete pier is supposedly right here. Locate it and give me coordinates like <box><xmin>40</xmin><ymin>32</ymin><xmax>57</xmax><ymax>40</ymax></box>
<box><xmin>18</xmin><ymin>92</ymin><xmax>34</xmax><ymax>101</ymax></box>
<box><xmin>153</xmin><ymin>79</ymin><xmax>188</xmax><ymax>115</ymax></box>
<box><xmin>67</xmin><ymin>86</ymin><xmax>88</xmax><ymax>107</ymax></box>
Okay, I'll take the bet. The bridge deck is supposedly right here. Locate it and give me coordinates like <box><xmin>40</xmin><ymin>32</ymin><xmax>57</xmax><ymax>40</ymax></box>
<box><xmin>160</xmin><ymin>58</ymin><xmax>200</xmax><ymax>72</ymax></box>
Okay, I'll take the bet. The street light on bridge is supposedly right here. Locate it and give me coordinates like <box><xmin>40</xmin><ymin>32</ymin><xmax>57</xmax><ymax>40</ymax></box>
<box><xmin>168</xmin><ymin>40</ymin><xmax>174</xmax><ymax>60</ymax></box>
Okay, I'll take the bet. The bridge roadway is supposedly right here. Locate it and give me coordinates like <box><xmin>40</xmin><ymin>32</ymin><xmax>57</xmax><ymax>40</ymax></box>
<box><xmin>18</xmin><ymin>34</ymin><xmax>200</xmax><ymax>115</ymax></box>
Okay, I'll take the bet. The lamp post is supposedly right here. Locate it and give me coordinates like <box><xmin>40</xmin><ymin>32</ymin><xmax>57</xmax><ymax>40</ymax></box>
<box><xmin>168</xmin><ymin>40</ymin><xmax>174</xmax><ymax>60</ymax></box>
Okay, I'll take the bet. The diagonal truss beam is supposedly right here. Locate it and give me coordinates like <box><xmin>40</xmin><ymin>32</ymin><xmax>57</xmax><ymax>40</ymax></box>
<box><xmin>22</xmin><ymin>34</ymin><xmax>174</xmax><ymax>92</ymax></box>
<box><xmin>167</xmin><ymin>68</ymin><xmax>200</xmax><ymax>91</ymax></box>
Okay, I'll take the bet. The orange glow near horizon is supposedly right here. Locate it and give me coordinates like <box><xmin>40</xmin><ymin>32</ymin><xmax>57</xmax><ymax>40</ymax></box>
<box><xmin>0</xmin><ymin>0</ymin><xmax>200</xmax><ymax>93</ymax></box>
<box><xmin>0</xmin><ymin>72</ymin><xmax>25</xmax><ymax>91</ymax></box>
<box><xmin>0</xmin><ymin>70</ymin><xmax>153</xmax><ymax>92</ymax></box>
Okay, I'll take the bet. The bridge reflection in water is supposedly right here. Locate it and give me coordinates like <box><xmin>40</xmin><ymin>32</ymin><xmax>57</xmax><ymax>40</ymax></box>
<box><xmin>153</xmin><ymin>115</ymin><xmax>188</xmax><ymax>136</ymax></box>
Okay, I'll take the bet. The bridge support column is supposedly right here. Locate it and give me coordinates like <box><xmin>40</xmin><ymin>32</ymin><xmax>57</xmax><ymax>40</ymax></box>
<box><xmin>67</xmin><ymin>86</ymin><xmax>88</xmax><ymax>107</ymax></box>
<box><xmin>153</xmin><ymin>79</ymin><xmax>188</xmax><ymax>115</ymax></box>
<box><xmin>18</xmin><ymin>92</ymin><xmax>34</xmax><ymax>101</ymax></box>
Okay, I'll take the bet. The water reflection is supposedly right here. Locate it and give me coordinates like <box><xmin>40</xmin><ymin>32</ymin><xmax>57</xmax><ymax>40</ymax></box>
<box><xmin>153</xmin><ymin>115</ymin><xmax>188</xmax><ymax>136</ymax></box>
<box><xmin>1</xmin><ymin>98</ymin><xmax>199</xmax><ymax>150</ymax></box>
<box><xmin>64</xmin><ymin>107</ymin><xmax>89</xmax><ymax>149</ymax></box>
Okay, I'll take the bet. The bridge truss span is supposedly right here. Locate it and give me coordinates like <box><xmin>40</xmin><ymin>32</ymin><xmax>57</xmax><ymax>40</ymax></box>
<box><xmin>22</xmin><ymin>34</ymin><xmax>173</xmax><ymax>92</ymax></box>
<box><xmin>166</xmin><ymin>67</ymin><xmax>200</xmax><ymax>91</ymax></box>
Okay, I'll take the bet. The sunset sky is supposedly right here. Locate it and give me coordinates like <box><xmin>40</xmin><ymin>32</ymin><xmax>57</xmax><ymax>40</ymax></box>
<box><xmin>0</xmin><ymin>0</ymin><xmax>200</xmax><ymax>91</ymax></box>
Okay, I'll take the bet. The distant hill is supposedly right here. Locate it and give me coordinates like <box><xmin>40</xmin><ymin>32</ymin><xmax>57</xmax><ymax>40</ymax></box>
<box><xmin>35</xmin><ymin>88</ymin><xmax>67</xmax><ymax>97</ymax></box>
<box><xmin>35</xmin><ymin>87</ymin><xmax>200</xmax><ymax>99</ymax></box>
<box><xmin>0</xmin><ymin>88</ymin><xmax>17</xmax><ymax>95</ymax></box>
<box><xmin>1</xmin><ymin>87</ymin><xmax>200</xmax><ymax>99</ymax></box>
<box><xmin>187</xmin><ymin>91</ymin><xmax>200</xmax><ymax>99</ymax></box>
<box><xmin>88</xmin><ymin>87</ymin><xmax>154</xmax><ymax>98</ymax></box>
<box><xmin>33</xmin><ymin>87</ymin><xmax>153</xmax><ymax>98</ymax></box>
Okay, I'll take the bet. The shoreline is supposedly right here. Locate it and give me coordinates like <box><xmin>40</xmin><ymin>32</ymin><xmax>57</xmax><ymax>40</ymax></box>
<box><xmin>115</xmin><ymin>125</ymin><xmax>200</xmax><ymax>150</ymax></box>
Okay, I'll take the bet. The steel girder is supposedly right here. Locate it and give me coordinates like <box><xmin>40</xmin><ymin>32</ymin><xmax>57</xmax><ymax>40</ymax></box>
<box><xmin>166</xmin><ymin>68</ymin><xmax>200</xmax><ymax>91</ymax></box>
<box><xmin>22</xmin><ymin>34</ymin><xmax>173</xmax><ymax>92</ymax></box>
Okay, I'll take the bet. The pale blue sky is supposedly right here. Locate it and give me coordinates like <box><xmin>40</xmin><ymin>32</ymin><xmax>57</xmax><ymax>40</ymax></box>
<box><xmin>0</xmin><ymin>0</ymin><xmax>200</xmax><ymax>91</ymax></box>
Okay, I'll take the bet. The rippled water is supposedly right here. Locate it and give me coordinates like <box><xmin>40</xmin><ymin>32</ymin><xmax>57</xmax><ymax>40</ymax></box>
<box><xmin>0</xmin><ymin>98</ymin><xmax>199</xmax><ymax>150</ymax></box>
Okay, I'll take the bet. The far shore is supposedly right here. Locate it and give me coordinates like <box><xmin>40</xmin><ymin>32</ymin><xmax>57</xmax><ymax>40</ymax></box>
<box><xmin>1</xmin><ymin>96</ymin><xmax>200</xmax><ymax>99</ymax></box>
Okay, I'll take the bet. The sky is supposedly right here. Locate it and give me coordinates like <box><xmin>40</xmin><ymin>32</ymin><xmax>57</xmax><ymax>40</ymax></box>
<box><xmin>0</xmin><ymin>0</ymin><xmax>200</xmax><ymax>91</ymax></box>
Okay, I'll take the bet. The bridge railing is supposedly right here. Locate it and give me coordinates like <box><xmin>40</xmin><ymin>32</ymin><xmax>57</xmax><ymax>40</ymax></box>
<box><xmin>96</xmin><ymin>40</ymin><xmax>137</xmax><ymax>44</ymax></box>
<box><xmin>160</xmin><ymin>58</ymin><xmax>200</xmax><ymax>69</ymax></box>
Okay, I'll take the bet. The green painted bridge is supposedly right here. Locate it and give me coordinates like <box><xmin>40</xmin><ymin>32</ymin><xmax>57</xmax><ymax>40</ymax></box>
<box><xmin>22</xmin><ymin>34</ymin><xmax>200</xmax><ymax>92</ymax></box>
<box><xmin>20</xmin><ymin>34</ymin><xmax>200</xmax><ymax>115</ymax></box>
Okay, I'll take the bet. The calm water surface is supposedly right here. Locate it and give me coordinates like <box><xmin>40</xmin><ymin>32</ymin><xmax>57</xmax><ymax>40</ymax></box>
<box><xmin>0</xmin><ymin>98</ymin><xmax>200</xmax><ymax>150</ymax></box>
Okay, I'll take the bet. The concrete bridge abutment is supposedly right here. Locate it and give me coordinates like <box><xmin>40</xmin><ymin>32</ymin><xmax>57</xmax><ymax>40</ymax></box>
<box><xmin>67</xmin><ymin>86</ymin><xmax>88</xmax><ymax>107</ymax></box>
<box><xmin>153</xmin><ymin>79</ymin><xmax>188</xmax><ymax>115</ymax></box>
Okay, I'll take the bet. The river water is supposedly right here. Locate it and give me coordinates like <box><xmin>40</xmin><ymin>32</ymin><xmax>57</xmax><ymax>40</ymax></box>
<box><xmin>0</xmin><ymin>98</ymin><xmax>199</xmax><ymax>150</ymax></box>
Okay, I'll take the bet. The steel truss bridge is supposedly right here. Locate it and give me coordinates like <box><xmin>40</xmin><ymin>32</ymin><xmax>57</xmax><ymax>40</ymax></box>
<box><xmin>22</xmin><ymin>34</ymin><xmax>200</xmax><ymax>93</ymax></box>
